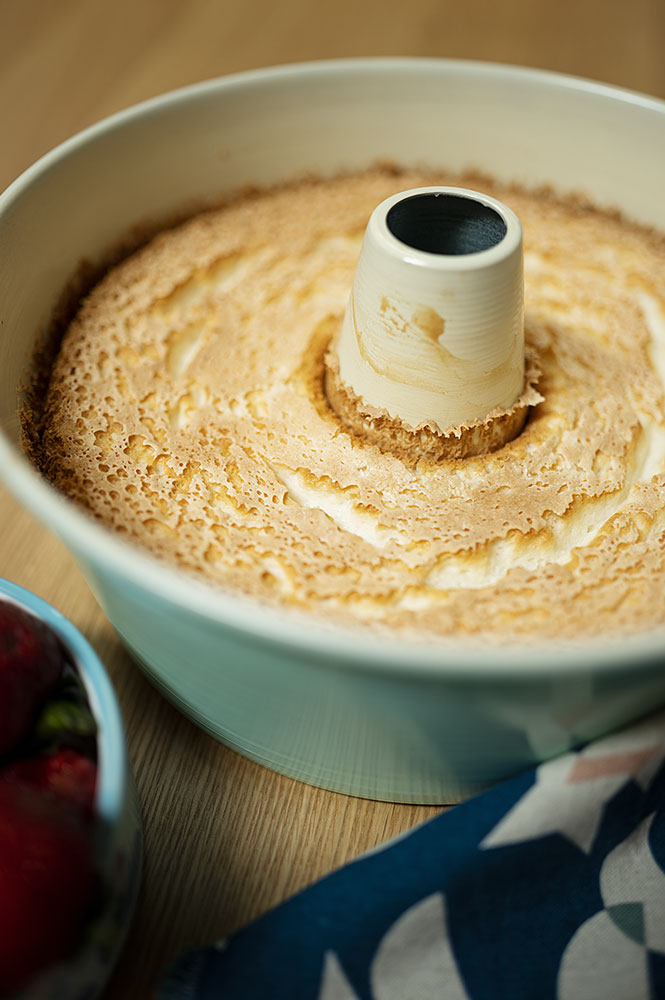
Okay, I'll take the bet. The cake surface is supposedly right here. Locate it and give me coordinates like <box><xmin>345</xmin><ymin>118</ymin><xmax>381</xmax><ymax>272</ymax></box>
<box><xmin>41</xmin><ymin>168</ymin><xmax>665</xmax><ymax>641</ymax></box>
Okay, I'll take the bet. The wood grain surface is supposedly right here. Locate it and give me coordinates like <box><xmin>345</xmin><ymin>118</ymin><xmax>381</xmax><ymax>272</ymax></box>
<box><xmin>1</xmin><ymin>2</ymin><xmax>664</xmax><ymax>996</ymax></box>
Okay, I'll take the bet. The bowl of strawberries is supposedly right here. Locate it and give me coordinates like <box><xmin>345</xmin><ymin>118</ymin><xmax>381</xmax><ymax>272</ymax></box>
<box><xmin>0</xmin><ymin>577</ymin><xmax>141</xmax><ymax>999</ymax></box>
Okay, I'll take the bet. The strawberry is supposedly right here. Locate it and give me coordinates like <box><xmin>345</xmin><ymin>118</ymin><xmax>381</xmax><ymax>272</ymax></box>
<box><xmin>0</xmin><ymin>781</ymin><xmax>98</xmax><ymax>994</ymax></box>
<box><xmin>0</xmin><ymin>602</ymin><xmax>64</xmax><ymax>757</ymax></box>
<box><xmin>2</xmin><ymin>749</ymin><xmax>97</xmax><ymax>817</ymax></box>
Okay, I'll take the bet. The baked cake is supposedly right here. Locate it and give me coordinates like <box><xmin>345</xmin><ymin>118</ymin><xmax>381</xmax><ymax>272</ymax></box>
<box><xmin>40</xmin><ymin>168</ymin><xmax>665</xmax><ymax>641</ymax></box>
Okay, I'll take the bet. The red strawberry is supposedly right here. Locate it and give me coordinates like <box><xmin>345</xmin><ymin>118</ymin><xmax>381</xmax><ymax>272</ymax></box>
<box><xmin>0</xmin><ymin>602</ymin><xmax>64</xmax><ymax>756</ymax></box>
<box><xmin>0</xmin><ymin>781</ymin><xmax>98</xmax><ymax>994</ymax></box>
<box><xmin>2</xmin><ymin>749</ymin><xmax>97</xmax><ymax>817</ymax></box>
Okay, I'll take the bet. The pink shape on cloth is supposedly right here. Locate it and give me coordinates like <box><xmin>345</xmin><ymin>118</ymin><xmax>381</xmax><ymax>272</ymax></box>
<box><xmin>568</xmin><ymin>747</ymin><xmax>662</xmax><ymax>783</ymax></box>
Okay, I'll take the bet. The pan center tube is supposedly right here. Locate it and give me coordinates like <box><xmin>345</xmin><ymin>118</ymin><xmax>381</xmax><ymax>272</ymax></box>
<box><xmin>325</xmin><ymin>187</ymin><xmax>540</xmax><ymax>463</ymax></box>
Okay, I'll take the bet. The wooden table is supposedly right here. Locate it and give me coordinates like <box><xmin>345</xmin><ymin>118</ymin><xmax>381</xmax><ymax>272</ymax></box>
<box><xmin>1</xmin><ymin>2</ymin><xmax>664</xmax><ymax>996</ymax></box>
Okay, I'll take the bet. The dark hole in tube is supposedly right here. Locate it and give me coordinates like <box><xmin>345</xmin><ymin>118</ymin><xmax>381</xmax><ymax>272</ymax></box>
<box><xmin>386</xmin><ymin>193</ymin><xmax>507</xmax><ymax>255</ymax></box>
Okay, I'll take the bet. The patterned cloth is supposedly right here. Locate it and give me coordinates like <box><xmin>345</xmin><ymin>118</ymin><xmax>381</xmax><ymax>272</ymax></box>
<box><xmin>160</xmin><ymin>710</ymin><xmax>665</xmax><ymax>1000</ymax></box>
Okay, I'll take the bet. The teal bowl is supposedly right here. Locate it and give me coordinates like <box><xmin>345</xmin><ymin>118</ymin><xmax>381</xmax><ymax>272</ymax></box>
<box><xmin>0</xmin><ymin>578</ymin><xmax>142</xmax><ymax>1000</ymax></box>
<box><xmin>2</xmin><ymin>60</ymin><xmax>665</xmax><ymax>803</ymax></box>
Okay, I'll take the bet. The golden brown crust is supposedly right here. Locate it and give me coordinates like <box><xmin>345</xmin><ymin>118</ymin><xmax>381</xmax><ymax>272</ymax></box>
<box><xmin>39</xmin><ymin>166</ymin><xmax>665</xmax><ymax>642</ymax></box>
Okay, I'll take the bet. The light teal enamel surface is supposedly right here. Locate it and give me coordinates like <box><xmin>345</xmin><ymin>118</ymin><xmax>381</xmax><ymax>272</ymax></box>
<box><xmin>2</xmin><ymin>61</ymin><xmax>665</xmax><ymax>802</ymax></box>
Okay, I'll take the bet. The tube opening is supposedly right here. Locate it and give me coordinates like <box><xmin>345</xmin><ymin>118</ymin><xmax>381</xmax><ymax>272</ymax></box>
<box><xmin>386</xmin><ymin>193</ymin><xmax>507</xmax><ymax>255</ymax></box>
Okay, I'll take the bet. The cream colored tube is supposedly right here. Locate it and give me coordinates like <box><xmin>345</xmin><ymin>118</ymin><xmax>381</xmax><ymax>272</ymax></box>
<box><xmin>336</xmin><ymin>187</ymin><xmax>524</xmax><ymax>430</ymax></box>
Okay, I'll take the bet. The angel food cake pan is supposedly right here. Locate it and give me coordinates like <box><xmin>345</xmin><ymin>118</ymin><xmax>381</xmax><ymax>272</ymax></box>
<box><xmin>2</xmin><ymin>60</ymin><xmax>665</xmax><ymax>802</ymax></box>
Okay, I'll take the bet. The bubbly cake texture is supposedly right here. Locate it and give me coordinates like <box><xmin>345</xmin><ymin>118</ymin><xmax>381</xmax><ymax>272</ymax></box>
<box><xmin>41</xmin><ymin>168</ymin><xmax>665</xmax><ymax>641</ymax></box>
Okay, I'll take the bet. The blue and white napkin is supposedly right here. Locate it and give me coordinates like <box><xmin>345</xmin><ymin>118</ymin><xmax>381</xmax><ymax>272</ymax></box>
<box><xmin>160</xmin><ymin>709</ymin><xmax>665</xmax><ymax>1000</ymax></box>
